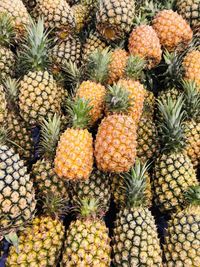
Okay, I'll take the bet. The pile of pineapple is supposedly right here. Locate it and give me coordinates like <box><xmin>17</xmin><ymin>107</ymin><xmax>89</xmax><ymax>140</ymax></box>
<box><xmin>0</xmin><ymin>0</ymin><xmax>200</xmax><ymax>266</ymax></box>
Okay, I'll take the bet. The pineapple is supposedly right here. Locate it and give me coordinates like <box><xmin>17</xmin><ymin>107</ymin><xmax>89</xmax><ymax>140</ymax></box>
<box><xmin>95</xmin><ymin>84</ymin><xmax>137</xmax><ymax>173</ymax></box>
<box><xmin>17</xmin><ymin>18</ymin><xmax>62</xmax><ymax>126</ymax></box>
<box><xmin>112</xmin><ymin>160</ymin><xmax>162</xmax><ymax>266</ymax></box>
<box><xmin>6</xmin><ymin>194</ymin><xmax>66</xmax><ymax>267</ymax></box>
<box><xmin>182</xmin><ymin>49</ymin><xmax>200</xmax><ymax>89</ymax></box>
<box><xmin>32</xmin><ymin>114</ymin><xmax>69</xmax><ymax>200</ymax></box>
<box><xmin>61</xmin><ymin>198</ymin><xmax>111</xmax><ymax>266</ymax></box>
<box><xmin>176</xmin><ymin>0</ymin><xmax>200</xmax><ymax>32</ymax></box>
<box><xmin>54</xmin><ymin>98</ymin><xmax>93</xmax><ymax>180</ymax></box>
<box><xmin>142</xmin><ymin>89</ymin><xmax>156</xmax><ymax>120</ymax></box>
<box><xmin>153</xmin><ymin>96</ymin><xmax>198</xmax><ymax>213</ymax></box>
<box><xmin>96</xmin><ymin>0</ymin><xmax>135</xmax><ymax>41</ymax></box>
<box><xmin>152</xmin><ymin>9</ymin><xmax>193</xmax><ymax>51</ymax></box>
<box><xmin>128</xmin><ymin>25</ymin><xmax>162</xmax><ymax>69</ymax></box>
<box><xmin>0</xmin><ymin>13</ymin><xmax>15</xmax><ymax>80</ymax></box>
<box><xmin>0</xmin><ymin>85</ymin><xmax>7</xmax><ymax>124</ymax></box>
<box><xmin>33</xmin><ymin>0</ymin><xmax>75</xmax><ymax>38</ymax></box>
<box><xmin>157</xmin><ymin>87</ymin><xmax>181</xmax><ymax>103</ymax></box>
<box><xmin>164</xmin><ymin>185</ymin><xmax>200</xmax><ymax>267</ymax></box>
<box><xmin>0</xmin><ymin>127</ymin><xmax>36</xmax><ymax>238</ymax></box>
<box><xmin>0</xmin><ymin>0</ymin><xmax>30</xmax><ymax>38</ymax></box>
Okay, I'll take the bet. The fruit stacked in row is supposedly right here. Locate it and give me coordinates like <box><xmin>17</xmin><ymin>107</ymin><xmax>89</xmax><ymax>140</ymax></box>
<box><xmin>0</xmin><ymin>0</ymin><xmax>199</xmax><ymax>266</ymax></box>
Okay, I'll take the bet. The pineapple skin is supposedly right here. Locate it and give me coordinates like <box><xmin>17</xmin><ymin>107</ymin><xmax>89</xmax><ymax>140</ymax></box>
<box><xmin>19</xmin><ymin>70</ymin><xmax>62</xmax><ymax>126</ymax></box>
<box><xmin>152</xmin><ymin>9</ymin><xmax>193</xmax><ymax>52</ymax></box>
<box><xmin>61</xmin><ymin>218</ymin><xmax>111</xmax><ymax>266</ymax></box>
<box><xmin>153</xmin><ymin>152</ymin><xmax>198</xmax><ymax>213</ymax></box>
<box><xmin>112</xmin><ymin>207</ymin><xmax>163</xmax><ymax>266</ymax></box>
<box><xmin>95</xmin><ymin>114</ymin><xmax>137</xmax><ymax>173</ymax></box>
<box><xmin>128</xmin><ymin>25</ymin><xmax>162</xmax><ymax>69</ymax></box>
<box><xmin>96</xmin><ymin>0</ymin><xmax>135</xmax><ymax>41</ymax></box>
<box><xmin>0</xmin><ymin>146</ymin><xmax>36</xmax><ymax>236</ymax></box>
<box><xmin>164</xmin><ymin>206</ymin><xmax>200</xmax><ymax>267</ymax></box>
<box><xmin>54</xmin><ymin>128</ymin><xmax>93</xmax><ymax>180</ymax></box>
<box><xmin>6</xmin><ymin>216</ymin><xmax>65</xmax><ymax>266</ymax></box>
<box><xmin>76</xmin><ymin>81</ymin><xmax>106</xmax><ymax>125</ymax></box>
<box><xmin>0</xmin><ymin>46</ymin><xmax>15</xmax><ymax>79</ymax></box>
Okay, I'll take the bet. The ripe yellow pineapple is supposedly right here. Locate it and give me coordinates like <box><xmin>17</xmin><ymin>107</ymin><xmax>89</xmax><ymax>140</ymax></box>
<box><xmin>54</xmin><ymin>98</ymin><xmax>93</xmax><ymax>180</ymax></box>
<box><xmin>95</xmin><ymin>84</ymin><xmax>137</xmax><ymax>173</ymax></box>
<box><xmin>61</xmin><ymin>198</ymin><xmax>111</xmax><ymax>266</ymax></box>
<box><xmin>112</xmin><ymin>160</ymin><xmax>162</xmax><ymax>266</ymax></box>
<box><xmin>164</xmin><ymin>186</ymin><xmax>200</xmax><ymax>267</ymax></box>
<box><xmin>152</xmin><ymin>9</ymin><xmax>193</xmax><ymax>51</ymax></box>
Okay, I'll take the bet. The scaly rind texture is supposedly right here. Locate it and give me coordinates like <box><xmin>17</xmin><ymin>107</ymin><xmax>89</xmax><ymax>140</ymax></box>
<box><xmin>32</xmin><ymin>159</ymin><xmax>69</xmax><ymax>198</ymax></box>
<box><xmin>6</xmin><ymin>216</ymin><xmax>65</xmax><ymax>266</ymax></box>
<box><xmin>108</xmin><ymin>49</ymin><xmax>128</xmax><ymax>84</ymax></box>
<box><xmin>113</xmin><ymin>207</ymin><xmax>163</xmax><ymax>266</ymax></box>
<box><xmin>72</xmin><ymin>4</ymin><xmax>88</xmax><ymax>33</ymax></box>
<box><xmin>182</xmin><ymin>50</ymin><xmax>200</xmax><ymax>89</ymax></box>
<box><xmin>128</xmin><ymin>25</ymin><xmax>162</xmax><ymax>69</ymax></box>
<box><xmin>51</xmin><ymin>35</ymin><xmax>81</xmax><ymax>70</ymax></box>
<box><xmin>33</xmin><ymin>0</ymin><xmax>75</xmax><ymax>35</ymax></box>
<box><xmin>19</xmin><ymin>71</ymin><xmax>62</xmax><ymax>126</ymax></box>
<box><xmin>96</xmin><ymin>0</ymin><xmax>135</xmax><ymax>41</ymax></box>
<box><xmin>76</xmin><ymin>81</ymin><xmax>106</xmax><ymax>125</ymax></box>
<box><xmin>142</xmin><ymin>90</ymin><xmax>156</xmax><ymax>120</ymax></box>
<box><xmin>71</xmin><ymin>168</ymin><xmax>111</xmax><ymax>212</ymax></box>
<box><xmin>117</xmin><ymin>79</ymin><xmax>145</xmax><ymax>125</ymax></box>
<box><xmin>0</xmin><ymin>145</ymin><xmax>36</xmax><ymax>236</ymax></box>
<box><xmin>62</xmin><ymin>219</ymin><xmax>111</xmax><ymax>266</ymax></box>
<box><xmin>95</xmin><ymin>114</ymin><xmax>137</xmax><ymax>173</ymax></box>
<box><xmin>164</xmin><ymin>206</ymin><xmax>200</xmax><ymax>267</ymax></box>
<box><xmin>0</xmin><ymin>46</ymin><xmax>15</xmax><ymax>79</ymax></box>
<box><xmin>0</xmin><ymin>0</ymin><xmax>30</xmax><ymax>37</ymax></box>
<box><xmin>0</xmin><ymin>85</ymin><xmax>7</xmax><ymax>124</ymax></box>
<box><xmin>184</xmin><ymin>120</ymin><xmax>200</xmax><ymax>168</ymax></box>
<box><xmin>152</xmin><ymin>10</ymin><xmax>193</xmax><ymax>51</ymax></box>
<box><xmin>54</xmin><ymin>128</ymin><xmax>93</xmax><ymax>180</ymax></box>
<box><xmin>153</xmin><ymin>152</ymin><xmax>198</xmax><ymax>213</ymax></box>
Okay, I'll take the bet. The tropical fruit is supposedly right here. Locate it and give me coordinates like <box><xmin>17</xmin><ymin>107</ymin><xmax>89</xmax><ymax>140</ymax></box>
<box><xmin>112</xmin><ymin>160</ymin><xmax>162</xmax><ymax>266</ymax></box>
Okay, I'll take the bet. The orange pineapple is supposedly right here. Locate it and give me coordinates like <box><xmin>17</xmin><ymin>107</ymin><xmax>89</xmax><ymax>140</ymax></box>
<box><xmin>95</xmin><ymin>84</ymin><xmax>137</xmax><ymax>173</ymax></box>
<box><xmin>128</xmin><ymin>25</ymin><xmax>162</xmax><ymax>69</ymax></box>
<box><xmin>54</xmin><ymin>98</ymin><xmax>93</xmax><ymax>180</ymax></box>
<box><xmin>152</xmin><ymin>9</ymin><xmax>193</xmax><ymax>51</ymax></box>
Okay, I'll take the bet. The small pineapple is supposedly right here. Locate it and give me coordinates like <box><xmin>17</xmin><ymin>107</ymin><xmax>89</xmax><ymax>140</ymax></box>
<box><xmin>164</xmin><ymin>185</ymin><xmax>200</xmax><ymax>267</ymax></box>
<box><xmin>153</xmin><ymin>96</ymin><xmax>198</xmax><ymax>213</ymax></box>
<box><xmin>112</xmin><ymin>160</ymin><xmax>162</xmax><ymax>266</ymax></box>
<box><xmin>54</xmin><ymin>98</ymin><xmax>94</xmax><ymax>180</ymax></box>
<box><xmin>61</xmin><ymin>198</ymin><xmax>111</xmax><ymax>266</ymax></box>
<box><xmin>96</xmin><ymin>0</ymin><xmax>135</xmax><ymax>41</ymax></box>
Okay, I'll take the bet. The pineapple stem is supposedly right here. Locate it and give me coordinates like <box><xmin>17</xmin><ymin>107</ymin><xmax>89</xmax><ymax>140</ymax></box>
<box><xmin>184</xmin><ymin>186</ymin><xmax>200</xmax><ymax>206</ymax></box>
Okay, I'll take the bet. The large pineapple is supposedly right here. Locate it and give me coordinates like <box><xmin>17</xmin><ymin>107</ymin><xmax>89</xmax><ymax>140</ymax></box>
<box><xmin>0</xmin><ymin>0</ymin><xmax>30</xmax><ymax>38</ymax></box>
<box><xmin>32</xmin><ymin>114</ymin><xmax>69</xmax><ymax>200</ymax></box>
<box><xmin>112</xmin><ymin>160</ymin><xmax>162</xmax><ymax>266</ymax></box>
<box><xmin>33</xmin><ymin>0</ymin><xmax>75</xmax><ymax>38</ymax></box>
<box><xmin>54</xmin><ymin>98</ymin><xmax>93</xmax><ymax>180</ymax></box>
<box><xmin>96</xmin><ymin>0</ymin><xmax>135</xmax><ymax>41</ymax></box>
<box><xmin>153</xmin><ymin>96</ymin><xmax>198</xmax><ymax>213</ymax></box>
<box><xmin>95</xmin><ymin>84</ymin><xmax>137</xmax><ymax>173</ymax></box>
<box><xmin>0</xmin><ymin>128</ymin><xmax>36</xmax><ymax>238</ymax></box>
<box><xmin>164</xmin><ymin>185</ymin><xmax>200</xmax><ymax>267</ymax></box>
<box><xmin>6</xmin><ymin>194</ymin><xmax>66</xmax><ymax>266</ymax></box>
<box><xmin>0</xmin><ymin>13</ymin><xmax>15</xmax><ymax>80</ymax></box>
<box><xmin>18</xmin><ymin>18</ymin><xmax>62</xmax><ymax>126</ymax></box>
<box><xmin>61</xmin><ymin>198</ymin><xmax>111</xmax><ymax>266</ymax></box>
<box><xmin>152</xmin><ymin>9</ymin><xmax>193</xmax><ymax>51</ymax></box>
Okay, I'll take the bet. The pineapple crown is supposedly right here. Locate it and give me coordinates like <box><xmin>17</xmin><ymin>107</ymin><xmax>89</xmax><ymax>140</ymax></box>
<box><xmin>157</xmin><ymin>96</ymin><xmax>186</xmax><ymax>153</ymax></box>
<box><xmin>105</xmin><ymin>84</ymin><xmax>132</xmax><ymax>114</ymax></box>
<box><xmin>0</xmin><ymin>12</ymin><xmax>15</xmax><ymax>47</ymax></box>
<box><xmin>122</xmin><ymin>160</ymin><xmax>150</xmax><ymax>208</ymax></box>
<box><xmin>39</xmin><ymin>114</ymin><xmax>61</xmax><ymax>159</ymax></box>
<box><xmin>3</xmin><ymin>78</ymin><xmax>19</xmax><ymax>105</ymax></box>
<box><xmin>86</xmin><ymin>47</ymin><xmax>111</xmax><ymax>84</ymax></box>
<box><xmin>62</xmin><ymin>60</ymin><xmax>82</xmax><ymax>90</ymax></box>
<box><xmin>66</xmin><ymin>97</ymin><xmax>92</xmax><ymax>129</ymax></box>
<box><xmin>184</xmin><ymin>186</ymin><xmax>200</xmax><ymax>207</ymax></box>
<box><xmin>125</xmin><ymin>55</ymin><xmax>146</xmax><ymax>81</ymax></box>
<box><xmin>182</xmin><ymin>80</ymin><xmax>200</xmax><ymax>121</ymax></box>
<box><xmin>17</xmin><ymin>17</ymin><xmax>51</xmax><ymax>75</ymax></box>
<box><xmin>74</xmin><ymin>198</ymin><xmax>104</xmax><ymax>219</ymax></box>
<box><xmin>0</xmin><ymin>127</ymin><xmax>23</xmax><ymax>151</ymax></box>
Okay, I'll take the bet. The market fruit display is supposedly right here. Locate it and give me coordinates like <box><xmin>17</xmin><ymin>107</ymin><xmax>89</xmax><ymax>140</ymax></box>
<box><xmin>0</xmin><ymin>0</ymin><xmax>199</xmax><ymax>266</ymax></box>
